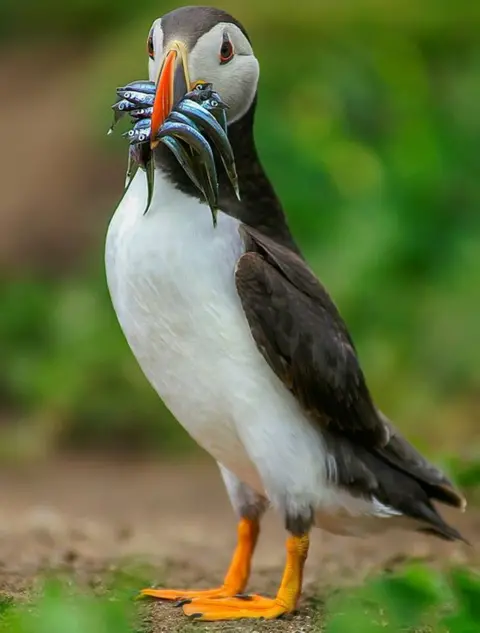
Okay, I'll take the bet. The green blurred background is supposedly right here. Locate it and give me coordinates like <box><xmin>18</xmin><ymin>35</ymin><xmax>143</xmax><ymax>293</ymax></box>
<box><xmin>0</xmin><ymin>0</ymin><xmax>478</xmax><ymax>465</ymax></box>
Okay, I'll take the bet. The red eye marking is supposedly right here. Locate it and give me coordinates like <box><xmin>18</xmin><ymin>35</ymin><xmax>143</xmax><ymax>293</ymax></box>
<box><xmin>147</xmin><ymin>31</ymin><xmax>155</xmax><ymax>60</ymax></box>
<box><xmin>220</xmin><ymin>36</ymin><xmax>234</xmax><ymax>64</ymax></box>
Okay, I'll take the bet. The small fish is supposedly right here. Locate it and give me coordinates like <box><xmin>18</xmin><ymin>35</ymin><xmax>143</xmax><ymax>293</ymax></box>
<box><xmin>159</xmin><ymin>135</ymin><xmax>203</xmax><ymax>192</ymax></box>
<box><xmin>158</xmin><ymin>121</ymin><xmax>219</xmax><ymax>226</ymax></box>
<box><xmin>116</xmin><ymin>90</ymin><xmax>155</xmax><ymax>108</ymax></box>
<box><xmin>164</xmin><ymin>112</ymin><xmax>217</xmax><ymax>208</ymax></box>
<box><xmin>112</xmin><ymin>98</ymin><xmax>141</xmax><ymax>113</ymax></box>
<box><xmin>124</xmin><ymin>146</ymin><xmax>138</xmax><ymax>190</ymax></box>
<box><xmin>125</xmin><ymin>143</ymin><xmax>153</xmax><ymax>190</ymax></box>
<box><xmin>124</xmin><ymin>128</ymin><xmax>151</xmax><ymax>144</ymax></box>
<box><xmin>199</xmin><ymin>95</ymin><xmax>229</xmax><ymax>133</ymax></box>
<box><xmin>177</xmin><ymin>99</ymin><xmax>239</xmax><ymax>199</ymax></box>
<box><xmin>144</xmin><ymin>155</ymin><xmax>155</xmax><ymax>215</ymax></box>
<box><xmin>120</xmin><ymin>80</ymin><xmax>156</xmax><ymax>94</ymax></box>
<box><xmin>108</xmin><ymin>99</ymin><xmax>144</xmax><ymax>133</ymax></box>
<box><xmin>108</xmin><ymin>104</ymin><xmax>154</xmax><ymax>135</ymax></box>
<box><xmin>167</xmin><ymin>110</ymin><xmax>202</xmax><ymax>131</ymax></box>
<box><xmin>183</xmin><ymin>87</ymin><xmax>229</xmax><ymax>132</ymax></box>
<box><xmin>130</xmin><ymin>107</ymin><xmax>154</xmax><ymax>120</ymax></box>
<box><xmin>123</xmin><ymin>118</ymin><xmax>151</xmax><ymax>144</ymax></box>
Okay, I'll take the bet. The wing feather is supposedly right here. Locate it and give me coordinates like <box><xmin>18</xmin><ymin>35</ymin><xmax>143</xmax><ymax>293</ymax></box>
<box><xmin>235</xmin><ymin>226</ymin><xmax>388</xmax><ymax>446</ymax></box>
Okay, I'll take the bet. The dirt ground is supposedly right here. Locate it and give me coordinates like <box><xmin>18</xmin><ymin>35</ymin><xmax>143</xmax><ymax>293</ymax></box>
<box><xmin>0</xmin><ymin>455</ymin><xmax>477</xmax><ymax>631</ymax></box>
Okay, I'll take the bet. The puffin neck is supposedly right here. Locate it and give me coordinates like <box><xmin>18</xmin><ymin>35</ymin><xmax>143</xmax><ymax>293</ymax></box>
<box><xmin>153</xmin><ymin>98</ymin><xmax>299</xmax><ymax>253</ymax></box>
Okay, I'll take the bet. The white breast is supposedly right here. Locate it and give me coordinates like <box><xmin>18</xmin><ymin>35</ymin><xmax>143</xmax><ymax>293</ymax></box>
<box><xmin>105</xmin><ymin>169</ymin><xmax>328</xmax><ymax>503</ymax></box>
<box><xmin>105</xmin><ymin>168</ymin><xmax>401</xmax><ymax>533</ymax></box>
<box><xmin>106</xmin><ymin>170</ymin><xmax>247</xmax><ymax>469</ymax></box>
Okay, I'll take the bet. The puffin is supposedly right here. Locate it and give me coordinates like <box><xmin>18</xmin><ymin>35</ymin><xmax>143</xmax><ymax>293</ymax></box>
<box><xmin>105</xmin><ymin>5</ymin><xmax>466</xmax><ymax>621</ymax></box>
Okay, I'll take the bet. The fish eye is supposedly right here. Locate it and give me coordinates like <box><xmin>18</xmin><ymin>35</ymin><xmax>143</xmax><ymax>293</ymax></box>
<box><xmin>219</xmin><ymin>35</ymin><xmax>234</xmax><ymax>64</ymax></box>
<box><xmin>147</xmin><ymin>31</ymin><xmax>154</xmax><ymax>60</ymax></box>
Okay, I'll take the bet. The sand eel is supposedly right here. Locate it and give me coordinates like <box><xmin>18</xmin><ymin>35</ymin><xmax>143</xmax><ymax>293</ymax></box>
<box><xmin>105</xmin><ymin>6</ymin><xmax>466</xmax><ymax>622</ymax></box>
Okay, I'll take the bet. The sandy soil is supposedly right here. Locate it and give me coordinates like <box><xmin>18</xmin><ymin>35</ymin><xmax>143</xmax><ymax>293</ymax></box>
<box><xmin>0</xmin><ymin>455</ymin><xmax>477</xmax><ymax>631</ymax></box>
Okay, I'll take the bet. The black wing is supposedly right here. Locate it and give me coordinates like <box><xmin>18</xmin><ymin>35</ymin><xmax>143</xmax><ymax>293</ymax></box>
<box><xmin>235</xmin><ymin>226</ymin><xmax>466</xmax><ymax>536</ymax></box>
<box><xmin>235</xmin><ymin>225</ymin><xmax>388</xmax><ymax>447</ymax></box>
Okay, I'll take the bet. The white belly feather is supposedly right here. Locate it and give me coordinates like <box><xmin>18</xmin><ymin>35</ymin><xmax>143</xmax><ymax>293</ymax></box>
<box><xmin>105</xmin><ymin>169</ymin><xmax>403</xmax><ymax>535</ymax></box>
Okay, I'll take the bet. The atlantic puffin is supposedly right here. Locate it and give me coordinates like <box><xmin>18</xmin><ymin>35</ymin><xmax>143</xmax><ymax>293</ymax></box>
<box><xmin>105</xmin><ymin>5</ymin><xmax>466</xmax><ymax>621</ymax></box>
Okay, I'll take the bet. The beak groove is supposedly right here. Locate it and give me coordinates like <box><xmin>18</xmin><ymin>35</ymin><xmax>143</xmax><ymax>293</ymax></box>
<box><xmin>150</xmin><ymin>41</ymin><xmax>191</xmax><ymax>149</ymax></box>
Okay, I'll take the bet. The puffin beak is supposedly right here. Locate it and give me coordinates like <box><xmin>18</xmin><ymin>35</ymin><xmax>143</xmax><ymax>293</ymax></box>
<box><xmin>151</xmin><ymin>41</ymin><xmax>191</xmax><ymax>149</ymax></box>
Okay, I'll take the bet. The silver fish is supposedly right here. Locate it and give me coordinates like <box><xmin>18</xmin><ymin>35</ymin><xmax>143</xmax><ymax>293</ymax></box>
<box><xmin>120</xmin><ymin>80</ymin><xmax>156</xmax><ymax>94</ymax></box>
<box><xmin>113</xmin><ymin>98</ymin><xmax>140</xmax><ymax>113</ymax></box>
<box><xmin>176</xmin><ymin>99</ymin><xmax>239</xmax><ymax>199</ymax></box>
<box><xmin>124</xmin><ymin>146</ymin><xmax>138</xmax><ymax>190</ymax></box>
<box><xmin>123</xmin><ymin>118</ymin><xmax>151</xmax><ymax>144</ymax></box>
<box><xmin>108</xmin><ymin>99</ymin><xmax>144</xmax><ymax>134</ymax></box>
<box><xmin>159</xmin><ymin>136</ymin><xmax>203</xmax><ymax>192</ymax></box>
<box><xmin>168</xmin><ymin>110</ymin><xmax>201</xmax><ymax>130</ymax></box>
<box><xmin>116</xmin><ymin>90</ymin><xmax>155</xmax><ymax>107</ymax></box>
<box><xmin>144</xmin><ymin>155</ymin><xmax>155</xmax><ymax>215</ymax></box>
<box><xmin>157</xmin><ymin>121</ymin><xmax>219</xmax><ymax>226</ymax></box>
<box><xmin>130</xmin><ymin>106</ymin><xmax>154</xmax><ymax>120</ymax></box>
<box><xmin>164</xmin><ymin>112</ymin><xmax>217</xmax><ymax>209</ymax></box>
<box><xmin>183</xmin><ymin>87</ymin><xmax>229</xmax><ymax>132</ymax></box>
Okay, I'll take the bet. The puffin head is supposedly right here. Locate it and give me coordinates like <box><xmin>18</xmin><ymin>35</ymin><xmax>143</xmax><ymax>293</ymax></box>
<box><xmin>147</xmin><ymin>6</ymin><xmax>259</xmax><ymax>145</ymax></box>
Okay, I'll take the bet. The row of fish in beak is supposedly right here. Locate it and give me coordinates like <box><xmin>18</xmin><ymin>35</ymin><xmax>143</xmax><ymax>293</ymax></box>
<box><xmin>109</xmin><ymin>81</ymin><xmax>240</xmax><ymax>225</ymax></box>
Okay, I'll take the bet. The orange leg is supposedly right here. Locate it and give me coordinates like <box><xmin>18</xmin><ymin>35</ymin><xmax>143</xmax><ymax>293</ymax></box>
<box><xmin>141</xmin><ymin>517</ymin><xmax>259</xmax><ymax>601</ymax></box>
<box><xmin>182</xmin><ymin>533</ymin><xmax>310</xmax><ymax>621</ymax></box>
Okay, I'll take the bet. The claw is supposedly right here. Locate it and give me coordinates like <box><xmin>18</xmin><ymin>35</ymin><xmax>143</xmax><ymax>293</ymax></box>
<box><xmin>188</xmin><ymin>612</ymin><xmax>203</xmax><ymax>620</ymax></box>
<box><xmin>174</xmin><ymin>598</ymin><xmax>192</xmax><ymax>607</ymax></box>
<box><xmin>234</xmin><ymin>593</ymin><xmax>254</xmax><ymax>601</ymax></box>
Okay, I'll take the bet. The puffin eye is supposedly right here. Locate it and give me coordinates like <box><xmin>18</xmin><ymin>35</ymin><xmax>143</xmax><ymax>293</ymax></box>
<box><xmin>219</xmin><ymin>36</ymin><xmax>234</xmax><ymax>64</ymax></box>
<box><xmin>147</xmin><ymin>31</ymin><xmax>155</xmax><ymax>60</ymax></box>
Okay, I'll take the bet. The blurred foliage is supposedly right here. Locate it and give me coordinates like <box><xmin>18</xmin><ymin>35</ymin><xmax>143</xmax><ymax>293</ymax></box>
<box><xmin>0</xmin><ymin>0</ymin><xmax>479</xmax><ymax>457</ymax></box>
<box><xmin>325</xmin><ymin>564</ymin><xmax>480</xmax><ymax>633</ymax></box>
<box><xmin>0</xmin><ymin>564</ymin><xmax>478</xmax><ymax>632</ymax></box>
<box><xmin>0</xmin><ymin>581</ymin><xmax>137</xmax><ymax>633</ymax></box>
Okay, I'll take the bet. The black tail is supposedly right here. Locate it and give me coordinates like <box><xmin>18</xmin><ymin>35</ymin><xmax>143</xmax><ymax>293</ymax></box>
<box><xmin>366</xmin><ymin>450</ymin><xmax>468</xmax><ymax>543</ymax></box>
<box><xmin>377</xmin><ymin>411</ymin><xmax>467</xmax><ymax>511</ymax></box>
<box><xmin>324</xmin><ymin>416</ymin><xmax>468</xmax><ymax>543</ymax></box>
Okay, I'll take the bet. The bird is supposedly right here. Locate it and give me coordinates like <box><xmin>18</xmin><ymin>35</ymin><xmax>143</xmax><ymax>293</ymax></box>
<box><xmin>105</xmin><ymin>5</ymin><xmax>467</xmax><ymax>622</ymax></box>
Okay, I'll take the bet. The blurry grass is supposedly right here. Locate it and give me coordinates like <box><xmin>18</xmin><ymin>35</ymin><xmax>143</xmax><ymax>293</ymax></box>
<box><xmin>324</xmin><ymin>565</ymin><xmax>480</xmax><ymax>633</ymax></box>
<box><xmin>0</xmin><ymin>564</ymin><xmax>479</xmax><ymax>632</ymax></box>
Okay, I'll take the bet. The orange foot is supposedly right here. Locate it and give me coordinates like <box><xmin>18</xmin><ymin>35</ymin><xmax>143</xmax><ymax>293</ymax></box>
<box><xmin>140</xmin><ymin>585</ymin><xmax>236</xmax><ymax>602</ymax></box>
<box><xmin>182</xmin><ymin>594</ymin><xmax>290</xmax><ymax>621</ymax></box>
<box><xmin>181</xmin><ymin>533</ymin><xmax>309</xmax><ymax>622</ymax></box>
<box><xmin>141</xmin><ymin>517</ymin><xmax>259</xmax><ymax>604</ymax></box>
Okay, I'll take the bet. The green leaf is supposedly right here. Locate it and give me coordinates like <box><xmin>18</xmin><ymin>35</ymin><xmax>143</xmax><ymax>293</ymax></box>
<box><xmin>448</xmin><ymin>568</ymin><xmax>480</xmax><ymax>621</ymax></box>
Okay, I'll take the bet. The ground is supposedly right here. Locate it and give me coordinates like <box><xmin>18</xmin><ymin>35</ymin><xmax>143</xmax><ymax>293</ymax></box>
<box><xmin>0</xmin><ymin>455</ymin><xmax>477</xmax><ymax>632</ymax></box>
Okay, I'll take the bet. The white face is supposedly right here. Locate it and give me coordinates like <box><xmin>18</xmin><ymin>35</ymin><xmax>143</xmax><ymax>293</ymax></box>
<box><xmin>148</xmin><ymin>19</ymin><xmax>259</xmax><ymax>123</ymax></box>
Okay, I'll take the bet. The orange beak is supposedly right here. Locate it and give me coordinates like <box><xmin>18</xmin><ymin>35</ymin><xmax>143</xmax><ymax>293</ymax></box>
<box><xmin>150</xmin><ymin>41</ymin><xmax>192</xmax><ymax>149</ymax></box>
